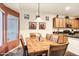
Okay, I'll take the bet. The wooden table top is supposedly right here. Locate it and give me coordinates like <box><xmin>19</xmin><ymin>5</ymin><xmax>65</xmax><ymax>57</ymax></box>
<box><xmin>26</xmin><ymin>37</ymin><xmax>68</xmax><ymax>55</ymax></box>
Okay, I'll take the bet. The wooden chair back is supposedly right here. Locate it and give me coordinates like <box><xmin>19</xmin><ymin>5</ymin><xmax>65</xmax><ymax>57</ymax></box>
<box><xmin>30</xmin><ymin>33</ymin><xmax>36</xmax><ymax>38</ymax></box>
<box><xmin>46</xmin><ymin>34</ymin><xmax>51</xmax><ymax>40</ymax></box>
<box><xmin>48</xmin><ymin>43</ymin><xmax>69</xmax><ymax>56</ymax></box>
<box><xmin>63</xmin><ymin>35</ymin><xmax>68</xmax><ymax>43</ymax></box>
<box><xmin>19</xmin><ymin>35</ymin><xmax>25</xmax><ymax>49</ymax></box>
<box><xmin>57</xmin><ymin>34</ymin><xmax>68</xmax><ymax>44</ymax></box>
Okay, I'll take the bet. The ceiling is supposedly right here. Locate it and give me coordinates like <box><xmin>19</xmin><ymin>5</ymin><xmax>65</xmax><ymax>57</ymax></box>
<box><xmin>4</xmin><ymin>3</ymin><xmax>79</xmax><ymax>17</ymax></box>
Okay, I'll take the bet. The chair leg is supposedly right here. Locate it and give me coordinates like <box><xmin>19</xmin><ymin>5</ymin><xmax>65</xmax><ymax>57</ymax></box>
<box><xmin>23</xmin><ymin>45</ymin><xmax>28</xmax><ymax>56</ymax></box>
<box><xmin>23</xmin><ymin>50</ymin><xmax>26</xmax><ymax>56</ymax></box>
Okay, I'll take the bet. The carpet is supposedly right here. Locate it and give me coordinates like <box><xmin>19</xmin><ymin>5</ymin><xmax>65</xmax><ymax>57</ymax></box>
<box><xmin>5</xmin><ymin>47</ymin><xmax>78</xmax><ymax>56</ymax></box>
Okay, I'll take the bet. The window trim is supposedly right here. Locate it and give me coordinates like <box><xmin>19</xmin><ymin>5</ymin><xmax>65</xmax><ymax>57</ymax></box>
<box><xmin>0</xmin><ymin>3</ymin><xmax>20</xmax><ymax>53</ymax></box>
<box><xmin>0</xmin><ymin>10</ymin><xmax>4</xmax><ymax>46</ymax></box>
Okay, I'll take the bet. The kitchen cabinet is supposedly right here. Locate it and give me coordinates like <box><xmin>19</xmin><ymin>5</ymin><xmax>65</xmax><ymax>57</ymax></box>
<box><xmin>53</xmin><ymin>18</ymin><xmax>66</xmax><ymax>28</ymax></box>
<box><xmin>71</xmin><ymin>20</ymin><xmax>79</xmax><ymax>28</ymax></box>
<box><xmin>53</xmin><ymin>18</ymin><xmax>79</xmax><ymax>28</ymax></box>
<box><xmin>54</xmin><ymin>18</ymin><xmax>60</xmax><ymax>28</ymax></box>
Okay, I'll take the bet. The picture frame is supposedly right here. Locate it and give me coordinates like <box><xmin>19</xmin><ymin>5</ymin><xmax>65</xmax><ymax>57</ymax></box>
<box><xmin>24</xmin><ymin>14</ymin><xmax>30</xmax><ymax>19</ymax></box>
<box><xmin>46</xmin><ymin>16</ymin><xmax>49</xmax><ymax>21</ymax></box>
<box><xmin>29</xmin><ymin>22</ymin><xmax>37</xmax><ymax>29</ymax></box>
<box><xmin>39</xmin><ymin>22</ymin><xmax>46</xmax><ymax>29</ymax></box>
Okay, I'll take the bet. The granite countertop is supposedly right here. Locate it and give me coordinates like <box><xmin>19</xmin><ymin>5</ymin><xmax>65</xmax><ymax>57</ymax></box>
<box><xmin>68</xmin><ymin>34</ymin><xmax>79</xmax><ymax>38</ymax></box>
<box><xmin>53</xmin><ymin>32</ymin><xmax>79</xmax><ymax>38</ymax></box>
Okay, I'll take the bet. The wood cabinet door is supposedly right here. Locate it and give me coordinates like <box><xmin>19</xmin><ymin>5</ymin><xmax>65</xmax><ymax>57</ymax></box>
<box><xmin>71</xmin><ymin>20</ymin><xmax>75</xmax><ymax>28</ymax></box>
<box><xmin>75</xmin><ymin>20</ymin><xmax>79</xmax><ymax>28</ymax></box>
<box><xmin>62</xmin><ymin>19</ymin><xmax>66</xmax><ymax>28</ymax></box>
<box><xmin>59</xmin><ymin>18</ymin><xmax>63</xmax><ymax>28</ymax></box>
<box><xmin>53</xmin><ymin>18</ymin><xmax>79</xmax><ymax>28</ymax></box>
<box><xmin>54</xmin><ymin>18</ymin><xmax>66</xmax><ymax>28</ymax></box>
<box><xmin>71</xmin><ymin>20</ymin><xmax>79</xmax><ymax>28</ymax></box>
<box><xmin>55</xmin><ymin>18</ymin><xmax>60</xmax><ymax>28</ymax></box>
<box><xmin>59</xmin><ymin>18</ymin><xmax>65</xmax><ymax>28</ymax></box>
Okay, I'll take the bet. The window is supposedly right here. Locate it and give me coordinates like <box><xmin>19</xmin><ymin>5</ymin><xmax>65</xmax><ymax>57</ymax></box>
<box><xmin>0</xmin><ymin>11</ymin><xmax>3</xmax><ymax>46</ymax></box>
<box><xmin>7</xmin><ymin>14</ymin><xmax>18</xmax><ymax>41</ymax></box>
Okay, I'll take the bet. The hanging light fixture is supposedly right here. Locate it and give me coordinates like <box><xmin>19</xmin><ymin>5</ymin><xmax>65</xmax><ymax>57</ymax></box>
<box><xmin>36</xmin><ymin>3</ymin><xmax>42</xmax><ymax>20</ymax></box>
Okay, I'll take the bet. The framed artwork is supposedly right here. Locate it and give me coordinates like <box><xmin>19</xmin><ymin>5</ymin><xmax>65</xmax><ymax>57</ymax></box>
<box><xmin>24</xmin><ymin>14</ymin><xmax>30</xmax><ymax>19</ymax></box>
<box><xmin>46</xmin><ymin>16</ymin><xmax>49</xmax><ymax>21</ymax></box>
<box><xmin>29</xmin><ymin>22</ymin><xmax>37</xmax><ymax>29</ymax></box>
<box><xmin>39</xmin><ymin>22</ymin><xmax>46</xmax><ymax>29</ymax></box>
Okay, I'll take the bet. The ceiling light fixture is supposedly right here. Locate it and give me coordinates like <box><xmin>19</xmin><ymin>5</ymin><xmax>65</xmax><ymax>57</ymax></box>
<box><xmin>36</xmin><ymin>3</ymin><xmax>42</xmax><ymax>20</ymax></box>
<box><xmin>65</xmin><ymin>6</ymin><xmax>71</xmax><ymax>11</ymax></box>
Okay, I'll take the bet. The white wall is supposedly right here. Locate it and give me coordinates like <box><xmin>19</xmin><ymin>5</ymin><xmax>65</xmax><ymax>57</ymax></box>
<box><xmin>20</xmin><ymin>10</ymin><xmax>74</xmax><ymax>38</ymax></box>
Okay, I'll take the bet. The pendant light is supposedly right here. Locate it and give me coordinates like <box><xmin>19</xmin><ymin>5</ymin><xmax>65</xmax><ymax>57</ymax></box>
<box><xmin>36</xmin><ymin>3</ymin><xmax>42</xmax><ymax>20</ymax></box>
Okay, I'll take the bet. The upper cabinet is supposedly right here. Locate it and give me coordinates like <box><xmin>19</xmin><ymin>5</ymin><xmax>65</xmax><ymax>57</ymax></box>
<box><xmin>60</xmin><ymin>18</ymin><xmax>66</xmax><ymax>28</ymax></box>
<box><xmin>54</xmin><ymin>18</ymin><xmax>60</xmax><ymax>28</ymax></box>
<box><xmin>70</xmin><ymin>19</ymin><xmax>79</xmax><ymax>28</ymax></box>
<box><xmin>53</xmin><ymin>18</ymin><xmax>79</xmax><ymax>29</ymax></box>
<box><xmin>53</xmin><ymin>18</ymin><xmax>66</xmax><ymax>28</ymax></box>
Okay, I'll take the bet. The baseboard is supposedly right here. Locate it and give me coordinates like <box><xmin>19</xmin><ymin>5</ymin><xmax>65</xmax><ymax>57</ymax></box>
<box><xmin>4</xmin><ymin>45</ymin><xmax>20</xmax><ymax>56</ymax></box>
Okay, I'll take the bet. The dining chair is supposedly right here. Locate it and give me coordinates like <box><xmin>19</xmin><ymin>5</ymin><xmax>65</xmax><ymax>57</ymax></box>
<box><xmin>57</xmin><ymin>34</ymin><xmax>68</xmax><ymax>44</ymax></box>
<box><xmin>36</xmin><ymin>33</ymin><xmax>42</xmax><ymax>41</ymax></box>
<box><xmin>63</xmin><ymin>35</ymin><xmax>68</xmax><ymax>43</ymax></box>
<box><xmin>50</xmin><ymin>34</ymin><xmax>58</xmax><ymax>43</ymax></box>
<box><xmin>48</xmin><ymin>43</ymin><xmax>69</xmax><ymax>56</ymax></box>
<box><xmin>46</xmin><ymin>34</ymin><xmax>51</xmax><ymax>40</ymax></box>
<box><xmin>30</xmin><ymin>33</ymin><xmax>36</xmax><ymax>38</ymax></box>
<box><xmin>19</xmin><ymin>35</ymin><xmax>28</xmax><ymax>56</ymax></box>
<box><xmin>30</xmin><ymin>50</ymin><xmax>48</xmax><ymax>56</ymax></box>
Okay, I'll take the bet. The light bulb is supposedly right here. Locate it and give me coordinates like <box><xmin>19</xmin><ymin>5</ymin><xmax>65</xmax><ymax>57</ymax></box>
<box><xmin>65</xmin><ymin>6</ymin><xmax>71</xmax><ymax>11</ymax></box>
<box><xmin>36</xmin><ymin>17</ymin><xmax>42</xmax><ymax>20</ymax></box>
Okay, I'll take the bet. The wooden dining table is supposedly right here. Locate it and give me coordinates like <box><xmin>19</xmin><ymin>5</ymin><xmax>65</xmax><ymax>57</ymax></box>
<box><xmin>26</xmin><ymin>37</ymin><xmax>68</xmax><ymax>56</ymax></box>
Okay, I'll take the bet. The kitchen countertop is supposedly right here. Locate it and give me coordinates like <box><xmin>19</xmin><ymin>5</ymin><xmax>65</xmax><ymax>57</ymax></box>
<box><xmin>53</xmin><ymin>33</ymin><xmax>79</xmax><ymax>38</ymax></box>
